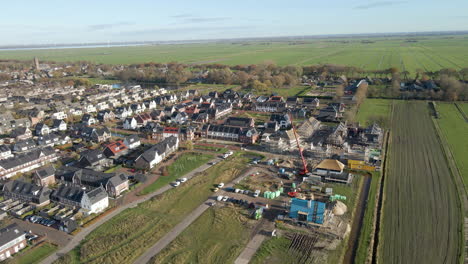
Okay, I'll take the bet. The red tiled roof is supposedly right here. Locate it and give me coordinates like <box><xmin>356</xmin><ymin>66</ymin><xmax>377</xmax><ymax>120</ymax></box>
<box><xmin>163</xmin><ymin>127</ymin><xmax>179</xmax><ymax>134</ymax></box>
<box><xmin>104</xmin><ymin>140</ymin><xmax>128</xmax><ymax>154</ymax></box>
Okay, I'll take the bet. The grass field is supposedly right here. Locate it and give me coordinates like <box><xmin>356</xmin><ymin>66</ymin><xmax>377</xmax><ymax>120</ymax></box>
<box><xmin>53</xmin><ymin>153</ymin><xmax>249</xmax><ymax>264</ymax></box>
<box><xmin>250</xmin><ymin>236</ymin><xmax>293</xmax><ymax>264</ymax></box>
<box><xmin>139</xmin><ymin>152</ymin><xmax>213</xmax><ymax>195</ymax></box>
<box><xmin>355</xmin><ymin>99</ymin><xmax>393</xmax><ymax>126</ymax></box>
<box><xmin>381</xmin><ymin>101</ymin><xmax>462</xmax><ymax>263</ymax></box>
<box><xmin>148</xmin><ymin>206</ymin><xmax>252</xmax><ymax>264</ymax></box>
<box><xmin>436</xmin><ymin>103</ymin><xmax>468</xmax><ymax>191</ymax></box>
<box><xmin>1</xmin><ymin>36</ymin><xmax>468</xmax><ymax>72</ymax></box>
<box><xmin>7</xmin><ymin>243</ymin><xmax>58</xmax><ymax>264</ymax></box>
<box><xmin>355</xmin><ymin>172</ymin><xmax>381</xmax><ymax>264</ymax></box>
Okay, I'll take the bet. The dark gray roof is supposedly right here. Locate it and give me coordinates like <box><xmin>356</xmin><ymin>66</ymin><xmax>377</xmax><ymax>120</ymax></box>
<box><xmin>0</xmin><ymin>147</ymin><xmax>55</xmax><ymax>170</ymax></box>
<box><xmin>86</xmin><ymin>186</ymin><xmax>108</xmax><ymax>204</ymax></box>
<box><xmin>0</xmin><ymin>224</ymin><xmax>26</xmax><ymax>247</ymax></box>
<box><xmin>3</xmin><ymin>180</ymin><xmax>51</xmax><ymax>204</ymax></box>
<box><xmin>0</xmin><ymin>145</ymin><xmax>11</xmax><ymax>153</ymax></box>
<box><xmin>51</xmin><ymin>184</ymin><xmax>84</xmax><ymax>203</ymax></box>
<box><xmin>36</xmin><ymin>165</ymin><xmax>55</xmax><ymax>179</ymax></box>
<box><xmin>138</xmin><ymin>136</ymin><xmax>178</xmax><ymax>163</ymax></box>
<box><xmin>225</xmin><ymin>117</ymin><xmax>253</xmax><ymax>127</ymax></box>
<box><xmin>124</xmin><ymin>134</ymin><xmax>140</xmax><ymax>145</ymax></box>
<box><xmin>107</xmin><ymin>174</ymin><xmax>128</xmax><ymax>187</ymax></box>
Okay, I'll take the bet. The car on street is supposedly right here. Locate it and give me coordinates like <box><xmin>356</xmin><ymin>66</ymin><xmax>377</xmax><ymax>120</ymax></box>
<box><xmin>177</xmin><ymin>178</ymin><xmax>187</xmax><ymax>183</ymax></box>
<box><xmin>172</xmin><ymin>181</ymin><xmax>180</xmax><ymax>187</ymax></box>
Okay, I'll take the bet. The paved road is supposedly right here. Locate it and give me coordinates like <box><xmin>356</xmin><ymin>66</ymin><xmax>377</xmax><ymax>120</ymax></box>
<box><xmin>40</xmin><ymin>156</ymin><xmax>222</xmax><ymax>264</ymax></box>
<box><xmin>133</xmin><ymin>199</ymin><xmax>212</xmax><ymax>264</ymax></box>
<box><xmin>133</xmin><ymin>167</ymin><xmax>257</xmax><ymax>264</ymax></box>
<box><xmin>234</xmin><ymin>233</ymin><xmax>267</xmax><ymax>264</ymax></box>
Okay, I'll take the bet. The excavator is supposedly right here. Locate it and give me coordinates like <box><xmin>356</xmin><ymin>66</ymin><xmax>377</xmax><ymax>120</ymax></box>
<box><xmin>288</xmin><ymin>113</ymin><xmax>309</xmax><ymax>175</ymax></box>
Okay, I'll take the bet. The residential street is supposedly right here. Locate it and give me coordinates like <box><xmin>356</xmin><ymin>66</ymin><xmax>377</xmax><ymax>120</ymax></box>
<box><xmin>40</xmin><ymin>156</ymin><xmax>222</xmax><ymax>264</ymax></box>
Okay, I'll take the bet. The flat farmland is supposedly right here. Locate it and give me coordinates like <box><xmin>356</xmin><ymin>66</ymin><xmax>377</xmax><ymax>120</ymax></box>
<box><xmin>0</xmin><ymin>36</ymin><xmax>467</xmax><ymax>72</ymax></box>
<box><xmin>381</xmin><ymin>101</ymin><xmax>462</xmax><ymax>263</ymax></box>
<box><xmin>436</xmin><ymin>103</ymin><xmax>468</xmax><ymax>191</ymax></box>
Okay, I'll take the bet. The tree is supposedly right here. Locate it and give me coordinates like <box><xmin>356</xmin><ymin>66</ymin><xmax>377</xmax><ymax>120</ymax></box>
<box><xmin>335</xmin><ymin>84</ymin><xmax>344</xmax><ymax>100</ymax></box>
<box><xmin>184</xmin><ymin>140</ymin><xmax>194</xmax><ymax>151</ymax></box>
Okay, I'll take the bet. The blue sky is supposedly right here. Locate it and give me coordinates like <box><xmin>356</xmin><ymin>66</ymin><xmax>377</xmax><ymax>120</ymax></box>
<box><xmin>1</xmin><ymin>0</ymin><xmax>467</xmax><ymax>45</ymax></box>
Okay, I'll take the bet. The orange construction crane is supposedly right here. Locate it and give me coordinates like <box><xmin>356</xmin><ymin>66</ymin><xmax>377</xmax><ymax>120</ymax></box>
<box><xmin>289</xmin><ymin>113</ymin><xmax>309</xmax><ymax>175</ymax></box>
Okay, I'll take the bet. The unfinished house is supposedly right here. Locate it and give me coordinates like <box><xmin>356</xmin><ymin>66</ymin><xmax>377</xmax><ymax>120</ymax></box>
<box><xmin>296</xmin><ymin>117</ymin><xmax>321</xmax><ymax>140</ymax></box>
<box><xmin>326</xmin><ymin>122</ymin><xmax>348</xmax><ymax>147</ymax></box>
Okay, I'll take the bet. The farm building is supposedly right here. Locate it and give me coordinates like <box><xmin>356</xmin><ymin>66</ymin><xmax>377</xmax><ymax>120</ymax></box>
<box><xmin>289</xmin><ymin>198</ymin><xmax>326</xmax><ymax>224</ymax></box>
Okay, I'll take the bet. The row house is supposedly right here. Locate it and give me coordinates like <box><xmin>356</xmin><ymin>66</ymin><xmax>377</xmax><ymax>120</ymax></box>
<box><xmin>97</xmin><ymin>110</ymin><xmax>115</xmax><ymax>123</ymax></box>
<box><xmin>207</xmin><ymin>104</ymin><xmax>233</xmax><ymax>119</ymax></box>
<box><xmin>51</xmin><ymin>111</ymin><xmax>67</xmax><ymax>120</ymax></box>
<box><xmin>201</xmin><ymin>124</ymin><xmax>259</xmax><ymax>144</ymax></box>
<box><xmin>0</xmin><ymin>145</ymin><xmax>13</xmax><ymax>160</ymax></box>
<box><xmin>134</xmin><ymin>136</ymin><xmax>179</xmax><ymax>170</ymax></box>
<box><xmin>82</xmin><ymin>114</ymin><xmax>97</xmax><ymax>126</ymax></box>
<box><xmin>254</xmin><ymin>102</ymin><xmax>288</xmax><ymax>112</ymax></box>
<box><xmin>10</xmin><ymin>127</ymin><xmax>32</xmax><ymax>141</ymax></box>
<box><xmin>51</xmin><ymin>185</ymin><xmax>109</xmax><ymax>215</ymax></box>
<box><xmin>115</xmin><ymin>106</ymin><xmax>133</xmax><ymax>120</ymax></box>
<box><xmin>96</xmin><ymin>102</ymin><xmax>109</xmax><ymax>111</ymax></box>
<box><xmin>0</xmin><ymin>147</ymin><xmax>58</xmax><ymax>179</ymax></box>
<box><xmin>56</xmin><ymin>167</ymin><xmax>129</xmax><ymax>197</ymax></box>
<box><xmin>84</xmin><ymin>104</ymin><xmax>97</xmax><ymax>113</ymax></box>
<box><xmin>0</xmin><ymin>224</ymin><xmax>27</xmax><ymax>261</ymax></box>
<box><xmin>52</xmin><ymin>119</ymin><xmax>67</xmax><ymax>131</ymax></box>
<box><xmin>2</xmin><ymin>180</ymin><xmax>51</xmax><ymax>207</ymax></box>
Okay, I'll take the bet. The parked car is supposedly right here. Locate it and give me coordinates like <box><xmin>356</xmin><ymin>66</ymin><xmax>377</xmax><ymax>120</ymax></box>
<box><xmin>222</xmin><ymin>196</ymin><xmax>229</xmax><ymax>202</ymax></box>
<box><xmin>172</xmin><ymin>181</ymin><xmax>180</xmax><ymax>187</ymax></box>
<box><xmin>217</xmin><ymin>183</ymin><xmax>224</xmax><ymax>188</ymax></box>
<box><xmin>177</xmin><ymin>178</ymin><xmax>187</xmax><ymax>183</ymax></box>
<box><xmin>213</xmin><ymin>187</ymin><xmax>219</xmax><ymax>192</ymax></box>
<box><xmin>254</xmin><ymin>190</ymin><xmax>261</xmax><ymax>198</ymax></box>
<box><xmin>217</xmin><ymin>195</ymin><xmax>224</xmax><ymax>201</ymax></box>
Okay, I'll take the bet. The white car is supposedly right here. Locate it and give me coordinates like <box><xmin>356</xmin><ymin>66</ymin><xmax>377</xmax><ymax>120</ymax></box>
<box><xmin>217</xmin><ymin>195</ymin><xmax>224</xmax><ymax>201</ymax></box>
<box><xmin>222</xmin><ymin>196</ymin><xmax>229</xmax><ymax>202</ymax></box>
<box><xmin>217</xmin><ymin>183</ymin><xmax>225</xmax><ymax>188</ymax></box>
<box><xmin>172</xmin><ymin>181</ymin><xmax>180</xmax><ymax>187</ymax></box>
<box><xmin>178</xmin><ymin>178</ymin><xmax>187</xmax><ymax>183</ymax></box>
<box><xmin>253</xmin><ymin>190</ymin><xmax>260</xmax><ymax>198</ymax></box>
<box><xmin>235</xmin><ymin>188</ymin><xmax>240</xmax><ymax>193</ymax></box>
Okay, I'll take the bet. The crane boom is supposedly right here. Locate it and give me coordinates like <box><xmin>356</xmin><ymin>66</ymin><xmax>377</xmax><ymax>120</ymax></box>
<box><xmin>289</xmin><ymin>113</ymin><xmax>308</xmax><ymax>175</ymax></box>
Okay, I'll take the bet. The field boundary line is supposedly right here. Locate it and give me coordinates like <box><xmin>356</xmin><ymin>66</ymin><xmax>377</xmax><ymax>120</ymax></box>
<box><xmin>372</xmin><ymin>100</ymin><xmax>394</xmax><ymax>264</ymax></box>
<box><xmin>431</xmin><ymin>112</ymin><xmax>467</xmax><ymax>263</ymax></box>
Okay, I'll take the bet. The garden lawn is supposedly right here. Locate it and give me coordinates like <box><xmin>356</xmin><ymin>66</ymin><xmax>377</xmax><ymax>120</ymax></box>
<box><xmin>12</xmin><ymin>243</ymin><xmax>58</xmax><ymax>264</ymax></box>
<box><xmin>139</xmin><ymin>152</ymin><xmax>213</xmax><ymax>195</ymax></box>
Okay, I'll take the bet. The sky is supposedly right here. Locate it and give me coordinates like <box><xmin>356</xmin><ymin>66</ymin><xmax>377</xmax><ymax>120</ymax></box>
<box><xmin>1</xmin><ymin>0</ymin><xmax>467</xmax><ymax>45</ymax></box>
